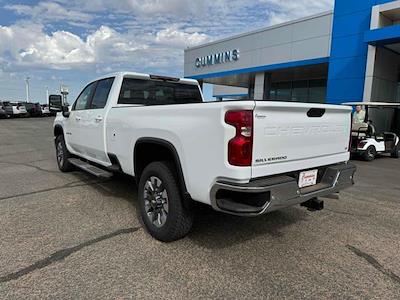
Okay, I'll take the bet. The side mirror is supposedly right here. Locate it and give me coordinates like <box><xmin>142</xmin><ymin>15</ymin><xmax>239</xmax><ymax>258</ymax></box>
<box><xmin>62</xmin><ymin>105</ymin><xmax>70</xmax><ymax>118</ymax></box>
<box><xmin>49</xmin><ymin>97</ymin><xmax>62</xmax><ymax>112</ymax></box>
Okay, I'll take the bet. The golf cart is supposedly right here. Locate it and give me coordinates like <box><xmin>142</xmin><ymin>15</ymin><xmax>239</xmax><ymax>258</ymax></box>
<box><xmin>345</xmin><ymin>102</ymin><xmax>400</xmax><ymax>161</ymax></box>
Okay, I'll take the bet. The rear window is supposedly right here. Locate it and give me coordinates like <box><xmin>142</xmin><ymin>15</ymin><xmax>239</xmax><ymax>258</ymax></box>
<box><xmin>118</xmin><ymin>78</ymin><xmax>202</xmax><ymax>105</ymax></box>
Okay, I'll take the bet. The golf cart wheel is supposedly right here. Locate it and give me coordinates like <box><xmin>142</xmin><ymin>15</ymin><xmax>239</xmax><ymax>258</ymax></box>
<box><xmin>363</xmin><ymin>146</ymin><xmax>376</xmax><ymax>161</ymax></box>
<box><xmin>138</xmin><ymin>161</ymin><xmax>193</xmax><ymax>242</ymax></box>
<box><xmin>55</xmin><ymin>135</ymin><xmax>74</xmax><ymax>172</ymax></box>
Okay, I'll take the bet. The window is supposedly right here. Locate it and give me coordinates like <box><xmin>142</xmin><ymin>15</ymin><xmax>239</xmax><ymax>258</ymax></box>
<box><xmin>267</xmin><ymin>79</ymin><xmax>327</xmax><ymax>103</ymax></box>
<box><xmin>309</xmin><ymin>79</ymin><xmax>327</xmax><ymax>103</ymax></box>
<box><xmin>275</xmin><ymin>82</ymin><xmax>292</xmax><ymax>101</ymax></box>
<box><xmin>269</xmin><ymin>87</ymin><xmax>277</xmax><ymax>100</ymax></box>
<box><xmin>73</xmin><ymin>82</ymin><xmax>96</xmax><ymax>110</ymax></box>
<box><xmin>118</xmin><ymin>78</ymin><xmax>202</xmax><ymax>105</ymax></box>
<box><xmin>292</xmin><ymin>81</ymin><xmax>308</xmax><ymax>102</ymax></box>
<box><xmin>91</xmin><ymin>78</ymin><xmax>114</xmax><ymax>109</ymax></box>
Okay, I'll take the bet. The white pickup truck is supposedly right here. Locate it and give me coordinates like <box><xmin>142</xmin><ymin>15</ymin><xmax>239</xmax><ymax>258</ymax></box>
<box><xmin>53</xmin><ymin>72</ymin><xmax>356</xmax><ymax>242</ymax></box>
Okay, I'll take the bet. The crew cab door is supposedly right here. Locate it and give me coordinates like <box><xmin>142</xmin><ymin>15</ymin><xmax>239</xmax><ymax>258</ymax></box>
<box><xmin>65</xmin><ymin>81</ymin><xmax>97</xmax><ymax>156</ymax></box>
<box><xmin>83</xmin><ymin>77</ymin><xmax>115</xmax><ymax>164</ymax></box>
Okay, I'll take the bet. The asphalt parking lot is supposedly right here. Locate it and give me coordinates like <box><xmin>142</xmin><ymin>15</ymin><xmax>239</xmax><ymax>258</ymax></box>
<box><xmin>0</xmin><ymin>117</ymin><xmax>399</xmax><ymax>299</ymax></box>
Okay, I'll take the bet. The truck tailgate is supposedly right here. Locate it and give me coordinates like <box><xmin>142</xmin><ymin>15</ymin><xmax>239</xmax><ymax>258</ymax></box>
<box><xmin>252</xmin><ymin>101</ymin><xmax>352</xmax><ymax>178</ymax></box>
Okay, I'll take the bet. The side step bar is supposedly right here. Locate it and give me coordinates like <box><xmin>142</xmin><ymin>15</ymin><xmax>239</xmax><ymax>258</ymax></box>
<box><xmin>68</xmin><ymin>158</ymin><xmax>113</xmax><ymax>178</ymax></box>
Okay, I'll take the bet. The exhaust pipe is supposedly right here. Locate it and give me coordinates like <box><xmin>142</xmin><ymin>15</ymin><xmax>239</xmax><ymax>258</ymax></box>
<box><xmin>301</xmin><ymin>198</ymin><xmax>324</xmax><ymax>211</ymax></box>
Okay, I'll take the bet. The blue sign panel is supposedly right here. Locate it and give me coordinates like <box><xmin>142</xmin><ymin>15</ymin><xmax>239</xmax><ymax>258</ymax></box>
<box><xmin>326</xmin><ymin>0</ymin><xmax>395</xmax><ymax>104</ymax></box>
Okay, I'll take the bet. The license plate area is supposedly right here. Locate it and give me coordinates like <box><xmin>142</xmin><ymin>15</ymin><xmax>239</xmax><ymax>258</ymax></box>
<box><xmin>298</xmin><ymin>169</ymin><xmax>318</xmax><ymax>188</ymax></box>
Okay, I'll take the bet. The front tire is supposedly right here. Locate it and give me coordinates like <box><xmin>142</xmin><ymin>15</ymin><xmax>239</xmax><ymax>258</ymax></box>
<box><xmin>55</xmin><ymin>135</ymin><xmax>74</xmax><ymax>172</ymax></box>
<box><xmin>138</xmin><ymin>161</ymin><xmax>193</xmax><ymax>242</ymax></box>
<box><xmin>363</xmin><ymin>145</ymin><xmax>376</xmax><ymax>161</ymax></box>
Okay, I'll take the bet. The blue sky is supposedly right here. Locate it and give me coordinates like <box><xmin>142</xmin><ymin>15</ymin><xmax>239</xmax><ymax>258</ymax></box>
<box><xmin>0</xmin><ymin>0</ymin><xmax>333</xmax><ymax>103</ymax></box>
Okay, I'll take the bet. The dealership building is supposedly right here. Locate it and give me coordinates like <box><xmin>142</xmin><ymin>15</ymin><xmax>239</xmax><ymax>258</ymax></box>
<box><xmin>184</xmin><ymin>0</ymin><xmax>400</xmax><ymax>104</ymax></box>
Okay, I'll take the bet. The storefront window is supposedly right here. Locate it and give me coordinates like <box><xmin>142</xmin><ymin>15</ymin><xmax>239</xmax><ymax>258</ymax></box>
<box><xmin>275</xmin><ymin>82</ymin><xmax>292</xmax><ymax>101</ymax></box>
<box><xmin>292</xmin><ymin>81</ymin><xmax>308</xmax><ymax>102</ymax></box>
<box><xmin>267</xmin><ymin>79</ymin><xmax>326</xmax><ymax>103</ymax></box>
<box><xmin>269</xmin><ymin>87</ymin><xmax>277</xmax><ymax>100</ymax></box>
<box><xmin>309</xmin><ymin>79</ymin><xmax>327</xmax><ymax>103</ymax></box>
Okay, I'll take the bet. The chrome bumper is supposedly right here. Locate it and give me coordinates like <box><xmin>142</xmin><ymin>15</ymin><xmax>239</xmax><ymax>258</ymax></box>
<box><xmin>210</xmin><ymin>162</ymin><xmax>356</xmax><ymax>217</ymax></box>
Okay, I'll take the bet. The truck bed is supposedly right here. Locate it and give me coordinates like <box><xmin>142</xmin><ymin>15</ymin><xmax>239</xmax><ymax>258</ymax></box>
<box><xmin>106</xmin><ymin>100</ymin><xmax>352</xmax><ymax>204</ymax></box>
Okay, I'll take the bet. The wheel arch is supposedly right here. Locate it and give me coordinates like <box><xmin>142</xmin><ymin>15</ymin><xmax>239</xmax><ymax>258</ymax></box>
<box><xmin>134</xmin><ymin>138</ymin><xmax>190</xmax><ymax>199</ymax></box>
<box><xmin>54</xmin><ymin>124</ymin><xmax>64</xmax><ymax>137</ymax></box>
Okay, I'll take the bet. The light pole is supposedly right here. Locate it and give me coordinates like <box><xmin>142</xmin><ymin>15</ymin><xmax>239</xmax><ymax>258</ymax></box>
<box><xmin>25</xmin><ymin>77</ymin><xmax>30</xmax><ymax>103</ymax></box>
<box><xmin>46</xmin><ymin>86</ymin><xmax>49</xmax><ymax>105</ymax></box>
<box><xmin>60</xmin><ymin>84</ymin><xmax>69</xmax><ymax>106</ymax></box>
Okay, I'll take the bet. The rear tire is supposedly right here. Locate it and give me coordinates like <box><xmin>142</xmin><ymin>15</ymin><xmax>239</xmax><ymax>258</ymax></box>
<box><xmin>138</xmin><ymin>161</ymin><xmax>193</xmax><ymax>242</ymax></box>
<box><xmin>363</xmin><ymin>146</ymin><xmax>376</xmax><ymax>161</ymax></box>
<box><xmin>55</xmin><ymin>135</ymin><xmax>74</xmax><ymax>172</ymax></box>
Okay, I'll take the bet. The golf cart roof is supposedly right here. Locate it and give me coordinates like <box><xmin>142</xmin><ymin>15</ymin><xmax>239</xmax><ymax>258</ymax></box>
<box><xmin>344</xmin><ymin>102</ymin><xmax>400</xmax><ymax>107</ymax></box>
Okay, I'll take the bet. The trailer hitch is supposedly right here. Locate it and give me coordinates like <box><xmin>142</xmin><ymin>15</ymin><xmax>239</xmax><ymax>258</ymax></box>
<box><xmin>301</xmin><ymin>198</ymin><xmax>324</xmax><ymax>211</ymax></box>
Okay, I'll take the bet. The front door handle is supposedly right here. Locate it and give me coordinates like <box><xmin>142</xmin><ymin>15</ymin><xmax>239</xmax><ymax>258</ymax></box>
<box><xmin>75</xmin><ymin>116</ymin><xmax>81</xmax><ymax>121</ymax></box>
<box><xmin>95</xmin><ymin>116</ymin><xmax>103</xmax><ymax>122</ymax></box>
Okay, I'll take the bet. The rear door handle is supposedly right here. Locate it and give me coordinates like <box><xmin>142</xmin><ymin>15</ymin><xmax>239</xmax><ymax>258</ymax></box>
<box><xmin>95</xmin><ymin>116</ymin><xmax>103</xmax><ymax>122</ymax></box>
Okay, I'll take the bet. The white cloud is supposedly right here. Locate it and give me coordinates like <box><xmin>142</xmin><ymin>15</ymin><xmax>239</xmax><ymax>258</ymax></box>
<box><xmin>55</xmin><ymin>0</ymin><xmax>205</xmax><ymax>15</ymax></box>
<box><xmin>0</xmin><ymin>0</ymin><xmax>335</xmax><ymax>71</ymax></box>
<box><xmin>19</xmin><ymin>30</ymin><xmax>94</xmax><ymax>66</ymax></box>
<box><xmin>155</xmin><ymin>26</ymin><xmax>210</xmax><ymax>48</ymax></box>
<box><xmin>4</xmin><ymin>1</ymin><xmax>334</xmax><ymax>41</ymax></box>
<box><xmin>260</xmin><ymin>0</ymin><xmax>333</xmax><ymax>25</ymax></box>
<box><xmin>0</xmin><ymin>23</ymin><xmax>209</xmax><ymax>71</ymax></box>
<box><xmin>5</xmin><ymin>1</ymin><xmax>93</xmax><ymax>24</ymax></box>
<box><xmin>50</xmin><ymin>0</ymin><xmax>333</xmax><ymax>34</ymax></box>
<box><xmin>0</xmin><ymin>24</ymin><xmax>147</xmax><ymax>70</ymax></box>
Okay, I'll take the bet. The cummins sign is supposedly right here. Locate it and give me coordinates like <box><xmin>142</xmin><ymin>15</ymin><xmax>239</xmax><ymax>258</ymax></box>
<box><xmin>195</xmin><ymin>49</ymin><xmax>240</xmax><ymax>68</ymax></box>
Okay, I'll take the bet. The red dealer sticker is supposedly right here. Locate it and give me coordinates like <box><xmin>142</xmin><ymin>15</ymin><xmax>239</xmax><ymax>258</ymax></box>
<box><xmin>298</xmin><ymin>169</ymin><xmax>318</xmax><ymax>188</ymax></box>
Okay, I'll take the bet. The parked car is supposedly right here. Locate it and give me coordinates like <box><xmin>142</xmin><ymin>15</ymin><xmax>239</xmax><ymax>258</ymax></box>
<box><xmin>1</xmin><ymin>101</ymin><xmax>26</xmax><ymax>117</ymax></box>
<box><xmin>53</xmin><ymin>72</ymin><xmax>356</xmax><ymax>242</ymax></box>
<box><xmin>2</xmin><ymin>102</ymin><xmax>14</xmax><ymax>117</ymax></box>
<box><xmin>5</xmin><ymin>102</ymin><xmax>28</xmax><ymax>117</ymax></box>
<box><xmin>0</xmin><ymin>102</ymin><xmax>9</xmax><ymax>118</ymax></box>
<box><xmin>25</xmin><ymin>102</ymin><xmax>43</xmax><ymax>117</ymax></box>
<box><xmin>41</xmin><ymin>104</ymin><xmax>51</xmax><ymax>116</ymax></box>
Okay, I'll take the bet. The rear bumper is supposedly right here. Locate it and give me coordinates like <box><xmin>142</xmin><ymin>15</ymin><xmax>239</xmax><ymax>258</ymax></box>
<box><xmin>210</xmin><ymin>162</ymin><xmax>356</xmax><ymax>216</ymax></box>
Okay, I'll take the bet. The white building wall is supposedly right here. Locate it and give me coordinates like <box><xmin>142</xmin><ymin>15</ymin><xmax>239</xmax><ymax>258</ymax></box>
<box><xmin>184</xmin><ymin>11</ymin><xmax>333</xmax><ymax>78</ymax></box>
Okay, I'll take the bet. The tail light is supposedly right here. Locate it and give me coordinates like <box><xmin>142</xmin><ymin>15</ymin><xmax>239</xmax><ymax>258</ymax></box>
<box><xmin>225</xmin><ymin>110</ymin><xmax>253</xmax><ymax>166</ymax></box>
